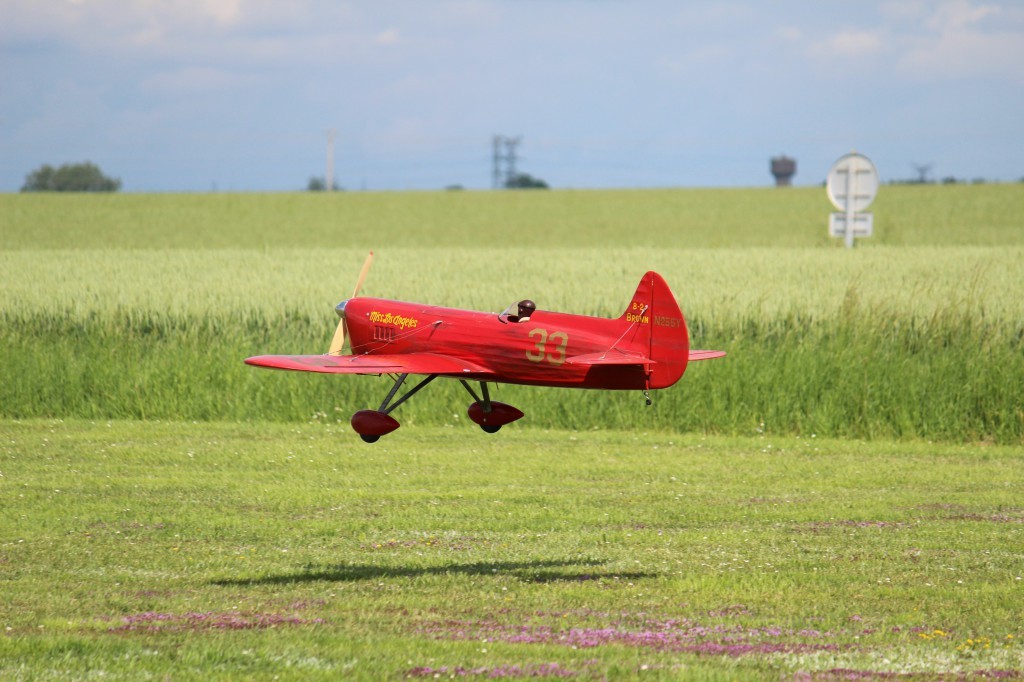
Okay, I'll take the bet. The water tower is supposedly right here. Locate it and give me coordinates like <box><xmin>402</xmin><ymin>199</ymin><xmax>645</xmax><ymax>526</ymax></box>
<box><xmin>770</xmin><ymin>155</ymin><xmax>796</xmax><ymax>187</ymax></box>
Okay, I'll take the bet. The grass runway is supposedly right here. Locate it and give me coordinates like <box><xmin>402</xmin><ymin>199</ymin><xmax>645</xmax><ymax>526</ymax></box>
<box><xmin>2</xmin><ymin>419</ymin><xmax>1021</xmax><ymax>680</ymax></box>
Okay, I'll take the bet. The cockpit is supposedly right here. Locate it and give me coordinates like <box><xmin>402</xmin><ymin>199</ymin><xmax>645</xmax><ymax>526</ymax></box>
<box><xmin>499</xmin><ymin>299</ymin><xmax>536</xmax><ymax>324</ymax></box>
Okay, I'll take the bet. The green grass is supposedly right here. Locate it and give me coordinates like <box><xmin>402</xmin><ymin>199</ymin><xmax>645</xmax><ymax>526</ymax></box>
<box><xmin>2</xmin><ymin>243</ymin><xmax>1022</xmax><ymax>442</ymax></box>
<box><xmin>1</xmin><ymin>419</ymin><xmax>1021</xmax><ymax>680</ymax></box>
<box><xmin>2</xmin><ymin>187</ymin><xmax>1021</xmax><ymax>678</ymax></box>
<box><xmin>3</xmin><ymin>184</ymin><xmax>1023</xmax><ymax>250</ymax></box>
<box><xmin>3</xmin><ymin>246</ymin><xmax>1023</xmax><ymax>322</ymax></box>
<box><xmin>2</xmin><ymin>186</ymin><xmax>1022</xmax><ymax>442</ymax></box>
<box><xmin>2</xmin><ymin>300</ymin><xmax>1021</xmax><ymax>442</ymax></box>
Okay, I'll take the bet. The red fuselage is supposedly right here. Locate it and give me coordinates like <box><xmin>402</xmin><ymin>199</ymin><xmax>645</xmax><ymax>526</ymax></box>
<box><xmin>342</xmin><ymin>297</ymin><xmax>687</xmax><ymax>391</ymax></box>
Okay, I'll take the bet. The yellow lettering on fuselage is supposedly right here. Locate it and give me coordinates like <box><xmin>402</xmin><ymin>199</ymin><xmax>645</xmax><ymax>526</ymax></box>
<box><xmin>368</xmin><ymin>311</ymin><xmax>419</xmax><ymax>330</ymax></box>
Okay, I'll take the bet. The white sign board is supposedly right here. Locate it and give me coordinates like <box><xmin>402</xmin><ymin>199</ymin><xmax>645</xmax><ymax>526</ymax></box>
<box><xmin>829</xmin><ymin>212</ymin><xmax>873</xmax><ymax>238</ymax></box>
<box><xmin>826</xmin><ymin>153</ymin><xmax>878</xmax><ymax>247</ymax></box>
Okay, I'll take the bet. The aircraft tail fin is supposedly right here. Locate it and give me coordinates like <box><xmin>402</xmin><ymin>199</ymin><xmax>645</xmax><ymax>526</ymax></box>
<box><xmin>618</xmin><ymin>272</ymin><xmax>692</xmax><ymax>389</ymax></box>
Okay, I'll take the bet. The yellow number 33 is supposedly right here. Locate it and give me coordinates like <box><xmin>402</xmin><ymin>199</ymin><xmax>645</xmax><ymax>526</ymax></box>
<box><xmin>526</xmin><ymin>329</ymin><xmax>568</xmax><ymax>365</ymax></box>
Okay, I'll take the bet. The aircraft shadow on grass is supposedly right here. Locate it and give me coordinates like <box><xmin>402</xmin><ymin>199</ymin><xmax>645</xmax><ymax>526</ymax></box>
<box><xmin>212</xmin><ymin>559</ymin><xmax>659</xmax><ymax>587</ymax></box>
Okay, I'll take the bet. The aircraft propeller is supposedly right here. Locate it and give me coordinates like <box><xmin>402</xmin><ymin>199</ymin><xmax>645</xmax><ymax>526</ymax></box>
<box><xmin>328</xmin><ymin>251</ymin><xmax>374</xmax><ymax>356</ymax></box>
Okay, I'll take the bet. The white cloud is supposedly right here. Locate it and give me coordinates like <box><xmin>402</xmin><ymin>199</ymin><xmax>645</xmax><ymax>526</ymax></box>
<box><xmin>824</xmin><ymin>28</ymin><xmax>886</xmax><ymax>57</ymax></box>
<box><xmin>895</xmin><ymin>0</ymin><xmax>1024</xmax><ymax>81</ymax></box>
<box><xmin>373</xmin><ymin>28</ymin><xmax>400</xmax><ymax>46</ymax></box>
<box><xmin>776</xmin><ymin>26</ymin><xmax>803</xmax><ymax>42</ymax></box>
<box><xmin>0</xmin><ymin>0</ymin><xmax>348</xmax><ymax>52</ymax></box>
<box><xmin>925</xmin><ymin>0</ymin><xmax>1000</xmax><ymax>31</ymax></box>
<box><xmin>896</xmin><ymin>27</ymin><xmax>1024</xmax><ymax>81</ymax></box>
<box><xmin>201</xmin><ymin>0</ymin><xmax>243</xmax><ymax>25</ymax></box>
<box><xmin>802</xmin><ymin>1</ymin><xmax>1024</xmax><ymax>82</ymax></box>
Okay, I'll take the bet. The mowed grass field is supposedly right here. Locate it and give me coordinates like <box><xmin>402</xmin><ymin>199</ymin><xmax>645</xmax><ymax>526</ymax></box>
<box><xmin>2</xmin><ymin>420</ymin><xmax>1022</xmax><ymax>680</ymax></box>
<box><xmin>1</xmin><ymin>185</ymin><xmax>1023</xmax><ymax>679</ymax></box>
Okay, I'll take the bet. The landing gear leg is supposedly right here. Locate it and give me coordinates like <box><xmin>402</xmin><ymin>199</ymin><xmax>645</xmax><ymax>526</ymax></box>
<box><xmin>460</xmin><ymin>380</ymin><xmax>490</xmax><ymax>410</ymax></box>
<box><xmin>350</xmin><ymin>373</ymin><xmax>438</xmax><ymax>443</ymax></box>
<box><xmin>380</xmin><ymin>373</ymin><xmax>437</xmax><ymax>415</ymax></box>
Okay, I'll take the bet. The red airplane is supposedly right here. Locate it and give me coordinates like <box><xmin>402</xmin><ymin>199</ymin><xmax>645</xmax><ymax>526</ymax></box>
<box><xmin>246</xmin><ymin>253</ymin><xmax>725</xmax><ymax>442</ymax></box>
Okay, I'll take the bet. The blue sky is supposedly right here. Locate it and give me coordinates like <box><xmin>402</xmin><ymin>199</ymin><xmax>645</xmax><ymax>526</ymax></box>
<box><xmin>1</xmin><ymin>0</ymin><xmax>1022</xmax><ymax>191</ymax></box>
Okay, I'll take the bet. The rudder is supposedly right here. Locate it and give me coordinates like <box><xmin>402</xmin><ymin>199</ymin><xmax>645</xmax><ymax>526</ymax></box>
<box><xmin>619</xmin><ymin>272</ymin><xmax>690</xmax><ymax>389</ymax></box>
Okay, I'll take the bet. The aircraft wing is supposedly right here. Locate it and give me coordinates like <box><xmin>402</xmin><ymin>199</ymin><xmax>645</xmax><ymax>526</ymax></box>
<box><xmin>245</xmin><ymin>353</ymin><xmax>493</xmax><ymax>377</ymax></box>
<box><xmin>688</xmin><ymin>350</ymin><xmax>726</xmax><ymax>361</ymax></box>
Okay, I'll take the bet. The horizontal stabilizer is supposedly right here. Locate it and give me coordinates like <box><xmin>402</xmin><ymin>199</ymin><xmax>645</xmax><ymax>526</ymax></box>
<box><xmin>565</xmin><ymin>350</ymin><xmax>654</xmax><ymax>367</ymax></box>
<box><xmin>245</xmin><ymin>352</ymin><xmax>491</xmax><ymax>377</ymax></box>
<box><xmin>566</xmin><ymin>349</ymin><xmax>725</xmax><ymax>366</ymax></box>
<box><xmin>688</xmin><ymin>350</ymin><xmax>726</xmax><ymax>361</ymax></box>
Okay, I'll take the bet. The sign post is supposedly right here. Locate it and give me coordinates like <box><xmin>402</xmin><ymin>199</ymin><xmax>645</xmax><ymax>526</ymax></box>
<box><xmin>826</xmin><ymin>153</ymin><xmax>878</xmax><ymax>248</ymax></box>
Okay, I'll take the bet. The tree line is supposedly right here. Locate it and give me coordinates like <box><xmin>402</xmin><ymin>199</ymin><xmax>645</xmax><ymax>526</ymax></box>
<box><xmin>22</xmin><ymin>162</ymin><xmax>121</xmax><ymax>192</ymax></box>
<box><xmin>21</xmin><ymin>160</ymin><xmax>550</xmax><ymax>193</ymax></box>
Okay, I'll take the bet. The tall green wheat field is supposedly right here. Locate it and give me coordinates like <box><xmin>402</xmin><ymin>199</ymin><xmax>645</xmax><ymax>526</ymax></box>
<box><xmin>1</xmin><ymin>184</ymin><xmax>1022</xmax><ymax>442</ymax></box>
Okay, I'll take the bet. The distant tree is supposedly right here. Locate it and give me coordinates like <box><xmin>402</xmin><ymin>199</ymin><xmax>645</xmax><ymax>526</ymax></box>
<box><xmin>307</xmin><ymin>176</ymin><xmax>341</xmax><ymax>191</ymax></box>
<box><xmin>505</xmin><ymin>173</ymin><xmax>549</xmax><ymax>189</ymax></box>
<box><xmin>21</xmin><ymin>162</ymin><xmax>121</xmax><ymax>192</ymax></box>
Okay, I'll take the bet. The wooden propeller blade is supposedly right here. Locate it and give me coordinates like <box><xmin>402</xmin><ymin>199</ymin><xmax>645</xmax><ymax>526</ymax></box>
<box><xmin>327</xmin><ymin>318</ymin><xmax>347</xmax><ymax>356</ymax></box>
<box><xmin>327</xmin><ymin>252</ymin><xmax>373</xmax><ymax>356</ymax></box>
<box><xmin>352</xmin><ymin>251</ymin><xmax>374</xmax><ymax>298</ymax></box>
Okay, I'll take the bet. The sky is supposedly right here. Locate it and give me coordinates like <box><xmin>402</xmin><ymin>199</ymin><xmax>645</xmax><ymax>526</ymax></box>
<box><xmin>1</xmin><ymin>0</ymin><xmax>1022</xmax><ymax>192</ymax></box>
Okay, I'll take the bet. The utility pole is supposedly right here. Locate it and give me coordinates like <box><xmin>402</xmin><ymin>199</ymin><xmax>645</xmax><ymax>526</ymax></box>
<box><xmin>491</xmin><ymin>134</ymin><xmax>522</xmax><ymax>189</ymax></box>
<box><xmin>492</xmin><ymin>135</ymin><xmax>502</xmax><ymax>189</ymax></box>
<box><xmin>503</xmin><ymin>136</ymin><xmax>520</xmax><ymax>187</ymax></box>
<box><xmin>326</xmin><ymin>129</ymin><xmax>336</xmax><ymax>192</ymax></box>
